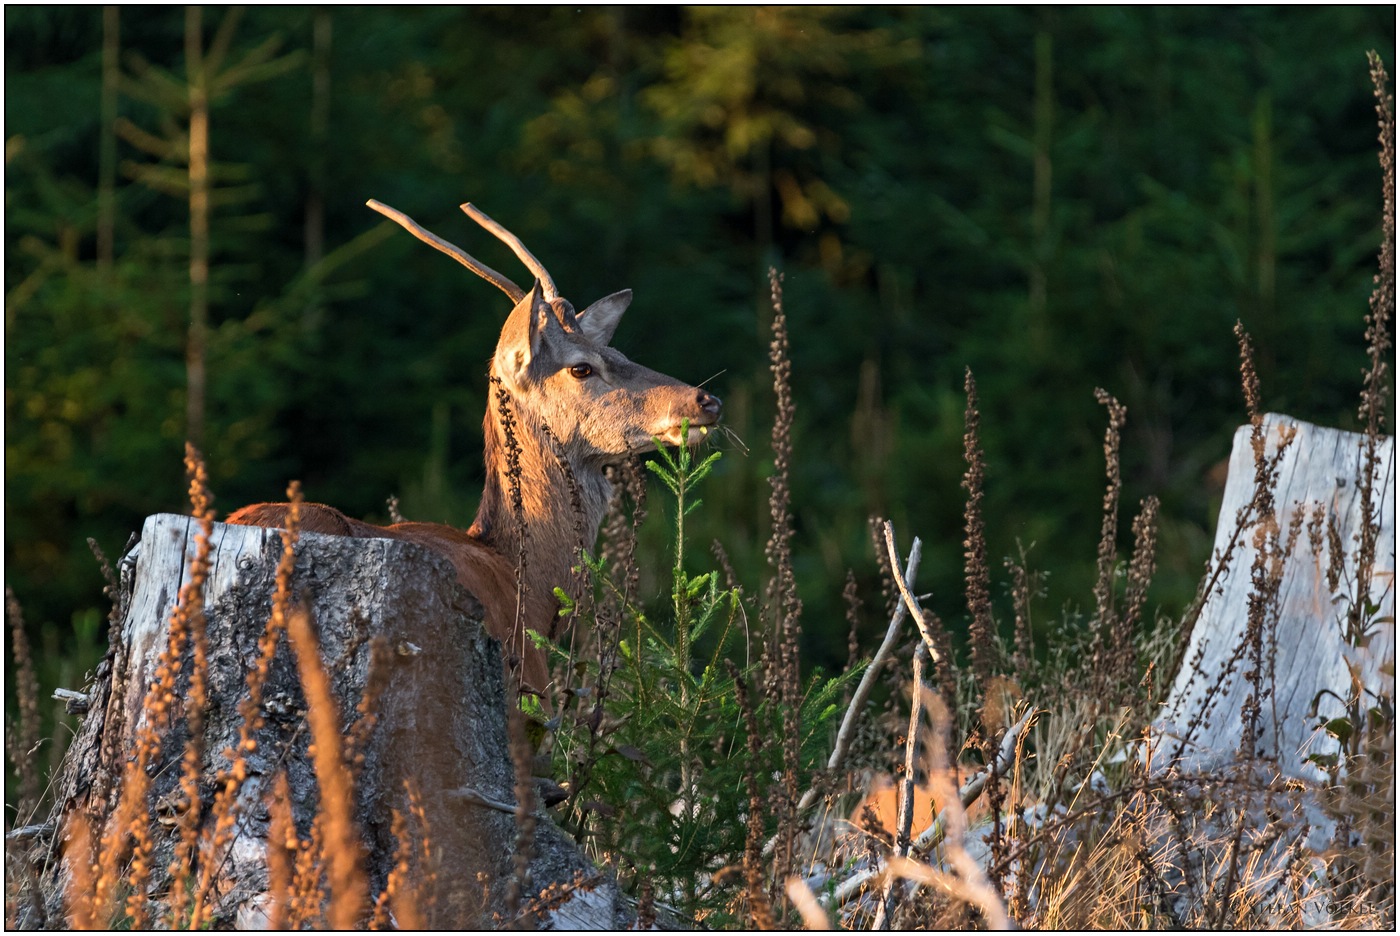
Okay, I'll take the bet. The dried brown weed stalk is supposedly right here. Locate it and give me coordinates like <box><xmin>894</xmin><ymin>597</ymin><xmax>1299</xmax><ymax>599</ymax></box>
<box><xmin>6</xmin><ymin>587</ymin><xmax>42</xmax><ymax>822</ymax></box>
<box><xmin>764</xmin><ymin>267</ymin><xmax>804</xmax><ymax>912</ymax></box>
<box><xmin>286</xmin><ymin>603</ymin><xmax>367</xmax><ymax>928</ymax></box>
<box><xmin>73</xmin><ymin>443</ymin><xmax>216</xmax><ymax>929</ymax></box>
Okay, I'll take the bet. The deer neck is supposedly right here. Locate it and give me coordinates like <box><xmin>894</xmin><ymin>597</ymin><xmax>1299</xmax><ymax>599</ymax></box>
<box><xmin>469</xmin><ymin>397</ymin><xmax>612</xmax><ymax>604</ymax></box>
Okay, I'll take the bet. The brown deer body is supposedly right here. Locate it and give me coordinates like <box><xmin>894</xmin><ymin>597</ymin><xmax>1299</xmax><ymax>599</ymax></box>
<box><xmin>229</xmin><ymin>201</ymin><xmax>721</xmax><ymax>696</ymax></box>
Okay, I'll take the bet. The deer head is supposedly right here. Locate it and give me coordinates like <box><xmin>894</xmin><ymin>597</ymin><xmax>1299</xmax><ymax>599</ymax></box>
<box><xmin>494</xmin><ymin>280</ymin><xmax>721</xmax><ymax>458</ymax></box>
<box><xmin>367</xmin><ymin>199</ymin><xmax>721</xmax><ymax>467</ymax></box>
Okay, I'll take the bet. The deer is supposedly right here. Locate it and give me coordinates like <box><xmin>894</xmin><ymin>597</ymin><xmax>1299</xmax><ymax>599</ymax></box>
<box><xmin>228</xmin><ymin>199</ymin><xmax>722</xmax><ymax>699</ymax></box>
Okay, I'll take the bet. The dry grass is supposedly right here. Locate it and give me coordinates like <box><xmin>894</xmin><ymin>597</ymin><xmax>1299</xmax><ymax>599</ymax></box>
<box><xmin>368</xmin><ymin>796</ymin><xmax>423</xmax><ymax>929</ymax></box>
<box><xmin>286</xmin><ymin>603</ymin><xmax>367</xmax><ymax>928</ymax></box>
<box><xmin>71</xmin><ymin>443</ymin><xmax>217</xmax><ymax>929</ymax></box>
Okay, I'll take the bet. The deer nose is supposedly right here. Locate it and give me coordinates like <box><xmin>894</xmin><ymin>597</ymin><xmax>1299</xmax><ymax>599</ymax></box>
<box><xmin>697</xmin><ymin>389</ymin><xmax>722</xmax><ymax>418</ymax></box>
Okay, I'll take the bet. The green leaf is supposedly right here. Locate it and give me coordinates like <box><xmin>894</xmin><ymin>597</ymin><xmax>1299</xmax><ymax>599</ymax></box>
<box><xmin>686</xmin><ymin>572</ymin><xmax>713</xmax><ymax>598</ymax></box>
<box><xmin>690</xmin><ymin>450</ymin><xmax>723</xmax><ymax>484</ymax></box>
<box><xmin>645</xmin><ymin>458</ymin><xmax>680</xmax><ymax>494</ymax></box>
<box><xmin>1322</xmin><ymin>717</ymin><xmax>1354</xmax><ymax>745</ymax></box>
<box><xmin>1306</xmin><ymin>752</ymin><xmax>1339</xmax><ymax>770</ymax></box>
<box><xmin>520</xmin><ymin>693</ymin><xmax>546</xmax><ymax>722</ymax></box>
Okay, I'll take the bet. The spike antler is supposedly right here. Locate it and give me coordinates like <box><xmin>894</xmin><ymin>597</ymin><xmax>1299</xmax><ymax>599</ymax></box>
<box><xmin>460</xmin><ymin>203</ymin><xmax>560</xmax><ymax>301</ymax></box>
<box><xmin>365</xmin><ymin>199</ymin><xmax>526</xmax><ymax>302</ymax></box>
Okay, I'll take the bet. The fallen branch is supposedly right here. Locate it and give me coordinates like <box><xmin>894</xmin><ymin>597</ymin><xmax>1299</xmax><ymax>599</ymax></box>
<box><xmin>824</xmin><ymin>708</ymin><xmax>1037</xmax><ymax>910</ymax></box>
<box><xmin>873</xmin><ymin>644</ymin><xmax>929</xmax><ymax>930</ymax></box>
<box><xmin>882</xmin><ymin>521</ymin><xmax>944</xmax><ymax>666</ymax></box>
<box><xmin>758</xmin><ymin>534</ymin><xmax>922</xmax><ymax>864</ymax></box>
<box><xmin>800</xmin><ymin>534</ymin><xmax>923</xmax><ymax>815</ymax></box>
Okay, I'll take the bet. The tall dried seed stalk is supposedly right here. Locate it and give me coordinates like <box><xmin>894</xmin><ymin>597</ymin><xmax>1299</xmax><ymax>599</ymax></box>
<box><xmin>842</xmin><ymin>569</ymin><xmax>863</xmax><ymax>702</ymax></box>
<box><xmin>1121</xmin><ymin>497</ymin><xmax>1161</xmax><ymax>643</ymax></box>
<box><xmin>406</xmin><ymin>779</ymin><xmax>438</xmax><ymax>921</ymax></box>
<box><xmin>286</xmin><ymin>604</ymin><xmax>367</xmax><ymax>928</ymax></box>
<box><xmin>1352</xmin><ymin>51</ymin><xmax>1394</xmax><ymax>645</ymax></box>
<box><xmin>1361</xmin><ymin>50</ymin><xmax>1394</xmax><ymax>439</ymax></box>
<box><xmin>164</xmin><ymin>449</ymin><xmax>216</xmax><ymax>927</ymax></box>
<box><xmin>491</xmin><ymin>375</ymin><xmax>530</xmax><ymax>687</ymax></box>
<box><xmin>961</xmin><ymin>368</ymin><xmax>996</xmax><ymax>688</ymax></box>
<box><xmin>61</xmin><ymin>812</ymin><xmax>99</xmax><ymax>930</ymax></box>
<box><xmin>82</xmin><ymin>443</ymin><xmax>215</xmax><ymax>928</ymax></box>
<box><xmin>87</xmin><ymin>535</ymin><xmax>130</xmax><ymax>708</ymax></box>
<box><xmin>764</xmin><ymin>267</ymin><xmax>803</xmax><ymax>903</ymax></box>
<box><xmin>1092</xmin><ymin>388</ymin><xmax>1128</xmax><ymax>635</ymax></box>
<box><xmin>1204</xmin><ymin>322</ymin><xmax>1292</xmax><ymax>928</ymax></box>
<box><xmin>496</xmin><ymin>383</ymin><xmax>541</xmax><ymax>921</ymax></box>
<box><xmin>191</xmin><ymin>481</ymin><xmax>304</xmax><ymax>926</ymax></box>
<box><xmin>6</xmin><ymin>587</ymin><xmax>42</xmax><ymax>821</ymax></box>
<box><xmin>287</xmin><ymin>811</ymin><xmax>328</xmax><ymax>928</ymax></box>
<box><xmin>264</xmin><ymin>772</ymin><xmax>295</xmax><ymax>931</ymax></box>
<box><xmin>1004</xmin><ymin>546</ymin><xmax>1036</xmax><ymax>674</ymax></box>
<box><xmin>1235</xmin><ymin>322</ymin><xmax>1263</xmax><ymax>426</ymax></box>
<box><xmin>346</xmin><ymin>637</ymin><xmax>393</xmax><ymax>777</ymax></box>
<box><xmin>370</xmin><ymin>805</ymin><xmax>423</xmax><ymax>930</ymax></box>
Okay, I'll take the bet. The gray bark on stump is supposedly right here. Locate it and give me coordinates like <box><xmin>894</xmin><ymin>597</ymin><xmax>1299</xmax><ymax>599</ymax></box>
<box><xmin>26</xmin><ymin>513</ymin><xmax>625</xmax><ymax>929</ymax></box>
<box><xmin>1159</xmin><ymin>413</ymin><xmax>1395</xmax><ymax>780</ymax></box>
<box><xmin>1136</xmin><ymin>414</ymin><xmax>1394</xmax><ymax>924</ymax></box>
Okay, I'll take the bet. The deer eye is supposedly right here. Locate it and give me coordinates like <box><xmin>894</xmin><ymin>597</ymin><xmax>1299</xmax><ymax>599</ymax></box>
<box><xmin>569</xmin><ymin>363</ymin><xmax>593</xmax><ymax>379</ymax></box>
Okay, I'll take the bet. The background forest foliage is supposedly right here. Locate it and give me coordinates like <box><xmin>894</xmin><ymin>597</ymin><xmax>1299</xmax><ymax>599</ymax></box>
<box><xmin>5</xmin><ymin>7</ymin><xmax>1395</xmax><ymax>717</ymax></box>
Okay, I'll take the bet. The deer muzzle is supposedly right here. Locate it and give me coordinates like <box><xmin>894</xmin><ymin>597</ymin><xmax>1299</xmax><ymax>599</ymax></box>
<box><xmin>682</xmin><ymin>389</ymin><xmax>723</xmax><ymax>443</ymax></box>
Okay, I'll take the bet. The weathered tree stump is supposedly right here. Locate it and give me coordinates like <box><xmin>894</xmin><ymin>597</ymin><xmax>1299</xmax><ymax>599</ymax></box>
<box><xmin>25</xmin><ymin>513</ymin><xmax>625</xmax><ymax>929</ymax></box>
<box><xmin>1160</xmin><ymin>413</ymin><xmax>1396</xmax><ymax>779</ymax></box>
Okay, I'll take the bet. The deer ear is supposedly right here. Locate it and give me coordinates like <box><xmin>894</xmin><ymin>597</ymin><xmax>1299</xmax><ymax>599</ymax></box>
<box><xmin>577</xmin><ymin>289</ymin><xmax>632</xmax><ymax>346</ymax></box>
<box><xmin>496</xmin><ymin>279</ymin><xmax>555</xmax><ymax>379</ymax></box>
